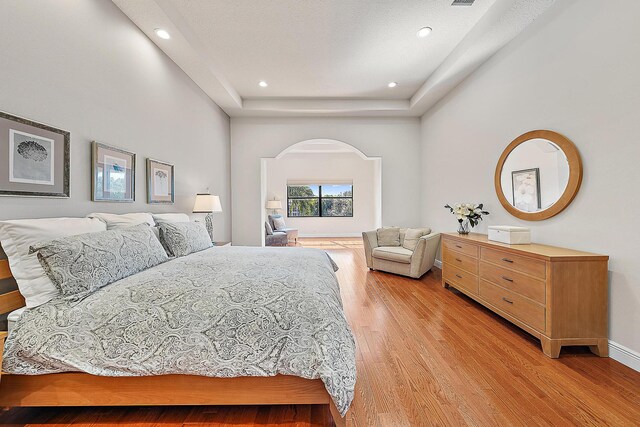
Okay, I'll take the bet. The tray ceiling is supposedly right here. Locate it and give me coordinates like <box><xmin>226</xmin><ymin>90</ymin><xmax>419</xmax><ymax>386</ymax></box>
<box><xmin>113</xmin><ymin>0</ymin><xmax>556</xmax><ymax>117</ymax></box>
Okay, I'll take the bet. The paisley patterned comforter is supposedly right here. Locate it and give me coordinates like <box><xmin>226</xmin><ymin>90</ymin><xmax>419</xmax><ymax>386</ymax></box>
<box><xmin>3</xmin><ymin>246</ymin><xmax>356</xmax><ymax>415</ymax></box>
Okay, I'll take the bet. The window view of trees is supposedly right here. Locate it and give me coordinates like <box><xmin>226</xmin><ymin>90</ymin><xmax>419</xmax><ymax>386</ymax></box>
<box><xmin>95</xmin><ymin>169</ymin><xmax>127</xmax><ymax>199</ymax></box>
<box><xmin>287</xmin><ymin>184</ymin><xmax>353</xmax><ymax>217</ymax></box>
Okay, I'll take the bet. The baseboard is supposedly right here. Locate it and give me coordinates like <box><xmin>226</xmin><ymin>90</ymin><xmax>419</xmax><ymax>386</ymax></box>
<box><xmin>609</xmin><ymin>341</ymin><xmax>640</xmax><ymax>372</ymax></box>
<box><xmin>434</xmin><ymin>259</ymin><xmax>442</xmax><ymax>269</ymax></box>
<box><xmin>298</xmin><ymin>233</ymin><xmax>362</xmax><ymax>238</ymax></box>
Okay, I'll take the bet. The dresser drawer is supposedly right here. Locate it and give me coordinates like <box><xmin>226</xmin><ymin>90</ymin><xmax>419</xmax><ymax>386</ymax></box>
<box><xmin>443</xmin><ymin>238</ymin><xmax>479</xmax><ymax>258</ymax></box>
<box><xmin>480</xmin><ymin>262</ymin><xmax>546</xmax><ymax>304</ymax></box>
<box><xmin>443</xmin><ymin>264</ymin><xmax>479</xmax><ymax>295</ymax></box>
<box><xmin>443</xmin><ymin>248</ymin><xmax>478</xmax><ymax>275</ymax></box>
<box><xmin>481</xmin><ymin>248</ymin><xmax>546</xmax><ymax>279</ymax></box>
<box><xmin>479</xmin><ymin>280</ymin><xmax>545</xmax><ymax>331</ymax></box>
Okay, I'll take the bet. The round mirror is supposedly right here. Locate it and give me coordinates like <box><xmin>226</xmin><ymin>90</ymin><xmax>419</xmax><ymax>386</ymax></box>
<box><xmin>495</xmin><ymin>130</ymin><xmax>582</xmax><ymax>221</ymax></box>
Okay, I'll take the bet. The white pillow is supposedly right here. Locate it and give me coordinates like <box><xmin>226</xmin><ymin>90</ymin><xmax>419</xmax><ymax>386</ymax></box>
<box><xmin>0</xmin><ymin>217</ymin><xmax>106</xmax><ymax>307</ymax></box>
<box><xmin>152</xmin><ymin>213</ymin><xmax>190</xmax><ymax>224</ymax></box>
<box><xmin>87</xmin><ymin>212</ymin><xmax>155</xmax><ymax>229</ymax></box>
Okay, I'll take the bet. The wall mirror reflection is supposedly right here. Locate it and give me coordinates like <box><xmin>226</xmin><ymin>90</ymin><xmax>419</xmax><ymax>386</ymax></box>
<box><xmin>501</xmin><ymin>139</ymin><xmax>570</xmax><ymax>212</ymax></box>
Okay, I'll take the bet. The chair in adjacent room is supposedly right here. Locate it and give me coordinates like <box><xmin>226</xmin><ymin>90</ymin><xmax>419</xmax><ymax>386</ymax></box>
<box><xmin>268</xmin><ymin>214</ymin><xmax>299</xmax><ymax>244</ymax></box>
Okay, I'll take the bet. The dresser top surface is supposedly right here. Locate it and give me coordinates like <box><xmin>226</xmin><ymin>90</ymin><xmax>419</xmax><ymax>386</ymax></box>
<box><xmin>443</xmin><ymin>233</ymin><xmax>608</xmax><ymax>261</ymax></box>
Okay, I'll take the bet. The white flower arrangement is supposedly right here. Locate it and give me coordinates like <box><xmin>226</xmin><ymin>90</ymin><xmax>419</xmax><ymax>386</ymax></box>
<box><xmin>444</xmin><ymin>203</ymin><xmax>489</xmax><ymax>228</ymax></box>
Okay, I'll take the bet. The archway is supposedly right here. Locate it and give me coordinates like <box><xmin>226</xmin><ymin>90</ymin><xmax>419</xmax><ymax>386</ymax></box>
<box><xmin>260</xmin><ymin>139</ymin><xmax>382</xmax><ymax>246</ymax></box>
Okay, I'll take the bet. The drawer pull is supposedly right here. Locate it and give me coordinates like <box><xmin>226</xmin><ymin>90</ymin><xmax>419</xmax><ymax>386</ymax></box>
<box><xmin>502</xmin><ymin>297</ymin><xmax>514</xmax><ymax>304</ymax></box>
<box><xmin>502</xmin><ymin>276</ymin><xmax>514</xmax><ymax>282</ymax></box>
<box><xmin>455</xmin><ymin>245</ymin><xmax>463</xmax><ymax>249</ymax></box>
<box><xmin>455</xmin><ymin>258</ymin><xmax>462</xmax><ymax>262</ymax></box>
<box><xmin>501</xmin><ymin>258</ymin><xmax>514</xmax><ymax>263</ymax></box>
<box><xmin>455</xmin><ymin>274</ymin><xmax>463</xmax><ymax>279</ymax></box>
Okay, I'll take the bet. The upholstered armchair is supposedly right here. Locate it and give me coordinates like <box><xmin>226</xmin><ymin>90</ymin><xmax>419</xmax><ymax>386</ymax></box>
<box><xmin>363</xmin><ymin>227</ymin><xmax>441</xmax><ymax>279</ymax></box>
<box><xmin>268</xmin><ymin>214</ymin><xmax>299</xmax><ymax>243</ymax></box>
<box><xmin>265</xmin><ymin>221</ymin><xmax>288</xmax><ymax>246</ymax></box>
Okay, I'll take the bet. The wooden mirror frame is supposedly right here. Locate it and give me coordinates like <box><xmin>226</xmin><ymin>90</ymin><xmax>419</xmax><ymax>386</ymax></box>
<box><xmin>495</xmin><ymin>130</ymin><xmax>582</xmax><ymax>221</ymax></box>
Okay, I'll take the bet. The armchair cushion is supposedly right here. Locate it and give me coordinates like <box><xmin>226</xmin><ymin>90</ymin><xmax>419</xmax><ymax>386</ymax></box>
<box><xmin>372</xmin><ymin>246</ymin><xmax>412</xmax><ymax>264</ymax></box>
<box><xmin>377</xmin><ymin>227</ymin><xmax>400</xmax><ymax>247</ymax></box>
<box><xmin>402</xmin><ymin>228</ymin><xmax>432</xmax><ymax>251</ymax></box>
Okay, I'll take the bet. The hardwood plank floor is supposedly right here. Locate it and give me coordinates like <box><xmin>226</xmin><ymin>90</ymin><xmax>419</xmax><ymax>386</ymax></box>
<box><xmin>1</xmin><ymin>237</ymin><xmax>638</xmax><ymax>426</ymax></box>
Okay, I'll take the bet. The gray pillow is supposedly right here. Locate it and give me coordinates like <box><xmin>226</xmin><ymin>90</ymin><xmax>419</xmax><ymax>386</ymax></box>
<box><xmin>31</xmin><ymin>224</ymin><xmax>168</xmax><ymax>297</ymax></box>
<box><xmin>402</xmin><ymin>228</ymin><xmax>432</xmax><ymax>251</ymax></box>
<box><xmin>377</xmin><ymin>227</ymin><xmax>400</xmax><ymax>247</ymax></box>
<box><xmin>159</xmin><ymin>221</ymin><xmax>212</xmax><ymax>257</ymax></box>
<box><xmin>265</xmin><ymin>221</ymin><xmax>274</xmax><ymax>235</ymax></box>
<box><xmin>271</xmin><ymin>215</ymin><xmax>287</xmax><ymax>231</ymax></box>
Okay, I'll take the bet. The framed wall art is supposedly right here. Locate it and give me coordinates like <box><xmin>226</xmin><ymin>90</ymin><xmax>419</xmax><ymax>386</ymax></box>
<box><xmin>91</xmin><ymin>141</ymin><xmax>135</xmax><ymax>202</ymax></box>
<box><xmin>146</xmin><ymin>158</ymin><xmax>174</xmax><ymax>204</ymax></box>
<box><xmin>0</xmin><ymin>111</ymin><xmax>70</xmax><ymax>198</ymax></box>
<box><xmin>511</xmin><ymin>167</ymin><xmax>541</xmax><ymax>212</ymax></box>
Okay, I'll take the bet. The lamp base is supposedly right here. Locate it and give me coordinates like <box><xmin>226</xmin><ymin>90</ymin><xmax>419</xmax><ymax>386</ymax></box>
<box><xmin>204</xmin><ymin>213</ymin><xmax>214</xmax><ymax>242</ymax></box>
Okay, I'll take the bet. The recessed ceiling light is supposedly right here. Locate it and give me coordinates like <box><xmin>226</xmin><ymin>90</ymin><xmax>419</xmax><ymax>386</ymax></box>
<box><xmin>417</xmin><ymin>27</ymin><xmax>433</xmax><ymax>38</ymax></box>
<box><xmin>258</xmin><ymin>81</ymin><xmax>268</xmax><ymax>87</ymax></box>
<box><xmin>388</xmin><ymin>82</ymin><xmax>398</xmax><ymax>88</ymax></box>
<box><xmin>154</xmin><ymin>28</ymin><xmax>171</xmax><ymax>40</ymax></box>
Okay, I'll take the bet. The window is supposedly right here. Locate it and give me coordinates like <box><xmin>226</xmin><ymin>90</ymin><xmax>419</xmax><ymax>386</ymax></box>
<box><xmin>287</xmin><ymin>184</ymin><xmax>353</xmax><ymax>217</ymax></box>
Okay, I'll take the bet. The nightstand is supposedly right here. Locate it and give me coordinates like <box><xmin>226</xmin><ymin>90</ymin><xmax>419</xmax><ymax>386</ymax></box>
<box><xmin>213</xmin><ymin>241</ymin><xmax>231</xmax><ymax>247</ymax></box>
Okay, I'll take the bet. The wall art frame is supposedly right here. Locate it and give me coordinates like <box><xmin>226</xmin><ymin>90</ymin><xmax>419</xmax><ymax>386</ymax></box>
<box><xmin>146</xmin><ymin>158</ymin><xmax>174</xmax><ymax>204</ymax></box>
<box><xmin>91</xmin><ymin>141</ymin><xmax>135</xmax><ymax>202</ymax></box>
<box><xmin>0</xmin><ymin>111</ymin><xmax>70</xmax><ymax>198</ymax></box>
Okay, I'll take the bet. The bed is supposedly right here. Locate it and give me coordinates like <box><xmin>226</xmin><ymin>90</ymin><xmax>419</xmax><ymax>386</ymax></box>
<box><xmin>0</xmin><ymin>243</ymin><xmax>355</xmax><ymax>426</ymax></box>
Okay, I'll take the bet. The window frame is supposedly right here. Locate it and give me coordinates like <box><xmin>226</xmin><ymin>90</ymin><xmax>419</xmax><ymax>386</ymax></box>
<box><xmin>286</xmin><ymin>184</ymin><xmax>353</xmax><ymax>218</ymax></box>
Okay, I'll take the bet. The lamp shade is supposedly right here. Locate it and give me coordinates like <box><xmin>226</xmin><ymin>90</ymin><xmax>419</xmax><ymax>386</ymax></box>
<box><xmin>193</xmin><ymin>194</ymin><xmax>222</xmax><ymax>213</ymax></box>
<box><xmin>266</xmin><ymin>200</ymin><xmax>283</xmax><ymax>210</ymax></box>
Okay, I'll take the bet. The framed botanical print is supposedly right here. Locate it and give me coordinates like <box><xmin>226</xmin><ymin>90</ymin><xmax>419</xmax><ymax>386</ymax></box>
<box><xmin>0</xmin><ymin>111</ymin><xmax>70</xmax><ymax>198</ymax></box>
<box><xmin>91</xmin><ymin>141</ymin><xmax>135</xmax><ymax>202</ymax></box>
<box><xmin>146</xmin><ymin>158</ymin><xmax>174</xmax><ymax>204</ymax></box>
<box><xmin>511</xmin><ymin>167</ymin><xmax>541</xmax><ymax>212</ymax></box>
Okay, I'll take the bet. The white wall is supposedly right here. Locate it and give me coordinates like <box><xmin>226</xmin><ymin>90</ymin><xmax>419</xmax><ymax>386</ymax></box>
<box><xmin>420</xmin><ymin>0</ymin><xmax>640</xmax><ymax>364</ymax></box>
<box><xmin>0</xmin><ymin>0</ymin><xmax>231</xmax><ymax>240</ymax></box>
<box><xmin>265</xmin><ymin>152</ymin><xmax>378</xmax><ymax>237</ymax></box>
<box><xmin>231</xmin><ymin>117</ymin><xmax>421</xmax><ymax>246</ymax></box>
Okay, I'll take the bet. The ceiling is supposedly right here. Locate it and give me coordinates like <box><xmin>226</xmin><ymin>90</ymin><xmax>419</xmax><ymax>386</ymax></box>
<box><xmin>113</xmin><ymin>0</ymin><xmax>556</xmax><ymax>117</ymax></box>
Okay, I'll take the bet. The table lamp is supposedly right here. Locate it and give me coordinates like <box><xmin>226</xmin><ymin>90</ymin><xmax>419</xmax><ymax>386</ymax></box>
<box><xmin>193</xmin><ymin>193</ymin><xmax>222</xmax><ymax>242</ymax></box>
<box><xmin>266</xmin><ymin>199</ymin><xmax>283</xmax><ymax>215</ymax></box>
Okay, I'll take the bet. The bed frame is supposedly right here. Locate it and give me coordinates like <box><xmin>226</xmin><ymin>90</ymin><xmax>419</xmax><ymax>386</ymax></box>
<box><xmin>0</xmin><ymin>257</ymin><xmax>346</xmax><ymax>426</ymax></box>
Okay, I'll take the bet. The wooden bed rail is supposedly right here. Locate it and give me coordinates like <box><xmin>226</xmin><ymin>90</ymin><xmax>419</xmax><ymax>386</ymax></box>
<box><xmin>0</xmin><ymin>259</ymin><xmax>25</xmax><ymax>316</ymax></box>
<box><xmin>0</xmin><ymin>373</ymin><xmax>346</xmax><ymax>426</ymax></box>
<box><xmin>0</xmin><ymin>290</ymin><xmax>25</xmax><ymax>316</ymax></box>
<box><xmin>0</xmin><ymin>259</ymin><xmax>11</xmax><ymax>280</ymax></box>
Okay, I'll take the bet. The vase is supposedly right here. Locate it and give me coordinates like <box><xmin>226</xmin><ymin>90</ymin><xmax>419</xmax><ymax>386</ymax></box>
<box><xmin>457</xmin><ymin>220</ymin><xmax>470</xmax><ymax>235</ymax></box>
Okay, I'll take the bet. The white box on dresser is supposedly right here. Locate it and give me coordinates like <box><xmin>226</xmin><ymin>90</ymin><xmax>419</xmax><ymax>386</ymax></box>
<box><xmin>488</xmin><ymin>226</ymin><xmax>531</xmax><ymax>244</ymax></box>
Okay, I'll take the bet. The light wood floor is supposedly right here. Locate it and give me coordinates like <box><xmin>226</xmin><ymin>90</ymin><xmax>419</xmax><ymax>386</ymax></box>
<box><xmin>1</xmin><ymin>237</ymin><xmax>639</xmax><ymax>426</ymax></box>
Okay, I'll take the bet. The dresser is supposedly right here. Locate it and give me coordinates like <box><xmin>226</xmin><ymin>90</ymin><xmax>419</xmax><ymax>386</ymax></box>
<box><xmin>441</xmin><ymin>233</ymin><xmax>609</xmax><ymax>358</ymax></box>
